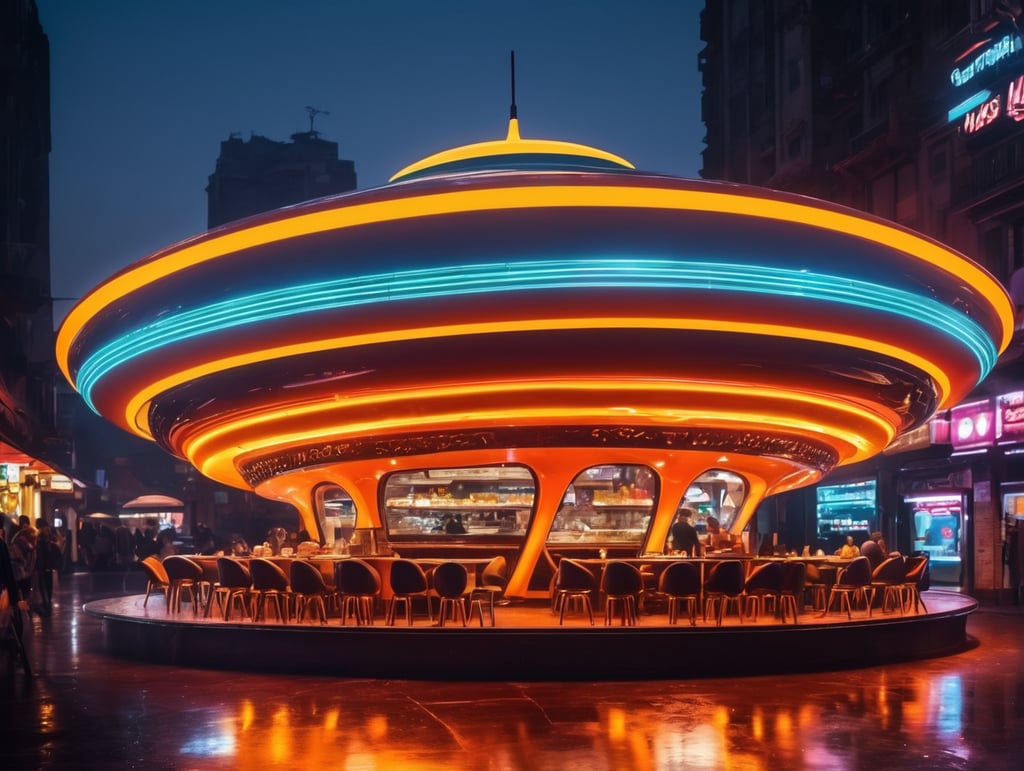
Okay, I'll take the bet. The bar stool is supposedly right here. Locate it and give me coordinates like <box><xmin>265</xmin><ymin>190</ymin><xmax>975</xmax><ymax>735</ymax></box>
<box><xmin>703</xmin><ymin>560</ymin><xmax>745</xmax><ymax>626</ymax></box>
<box><xmin>209</xmin><ymin>556</ymin><xmax>252</xmax><ymax>621</ymax></box>
<box><xmin>658</xmin><ymin>561</ymin><xmax>701</xmax><ymax>626</ymax></box>
<box><xmin>335</xmin><ymin>558</ymin><xmax>382</xmax><ymax>625</ymax></box>
<box><xmin>823</xmin><ymin>556</ymin><xmax>872</xmax><ymax>619</ymax></box>
<box><xmin>870</xmin><ymin>556</ymin><xmax>907</xmax><ymax>615</ymax></box>
<box><xmin>249</xmin><ymin>557</ymin><xmax>290</xmax><ymax>622</ymax></box>
<box><xmin>778</xmin><ymin>561</ymin><xmax>806</xmax><ymax>624</ymax></box>
<box><xmin>386</xmin><ymin>559</ymin><xmax>433</xmax><ymax>625</ymax></box>
<box><xmin>468</xmin><ymin>556</ymin><xmax>508</xmax><ymax>626</ymax></box>
<box><xmin>743</xmin><ymin>561</ymin><xmax>783</xmax><ymax>621</ymax></box>
<box><xmin>139</xmin><ymin>556</ymin><xmax>170</xmax><ymax>608</ymax></box>
<box><xmin>290</xmin><ymin>560</ymin><xmax>332</xmax><ymax>624</ymax></box>
<box><xmin>432</xmin><ymin>561</ymin><xmax>483</xmax><ymax>627</ymax></box>
<box><xmin>601</xmin><ymin>561</ymin><xmax>643</xmax><ymax>626</ymax></box>
<box><xmin>553</xmin><ymin>558</ymin><xmax>596</xmax><ymax>625</ymax></box>
<box><xmin>162</xmin><ymin>555</ymin><xmax>206</xmax><ymax>615</ymax></box>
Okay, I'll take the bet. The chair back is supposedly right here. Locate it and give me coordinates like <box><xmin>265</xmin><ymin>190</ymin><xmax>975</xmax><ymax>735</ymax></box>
<box><xmin>838</xmin><ymin>556</ymin><xmax>872</xmax><ymax>587</ymax></box>
<box><xmin>859</xmin><ymin>539</ymin><xmax>884</xmax><ymax>569</ymax></box>
<box><xmin>601</xmin><ymin>561</ymin><xmax>643</xmax><ymax>596</ymax></box>
<box><xmin>290</xmin><ymin>559</ymin><xmax>327</xmax><ymax>595</ymax></box>
<box><xmin>658</xmin><ymin>561</ymin><xmax>701</xmax><ymax>596</ymax></box>
<box><xmin>432</xmin><ymin>561</ymin><xmax>469</xmax><ymax>599</ymax></box>
<box><xmin>704</xmin><ymin>560</ymin><xmax>745</xmax><ymax>595</ymax></box>
<box><xmin>872</xmin><ymin>556</ymin><xmax>906</xmax><ymax>584</ymax></box>
<box><xmin>250</xmin><ymin>557</ymin><xmax>289</xmax><ymax>591</ymax></box>
<box><xmin>335</xmin><ymin>558</ymin><xmax>382</xmax><ymax>596</ymax></box>
<box><xmin>904</xmin><ymin>555</ymin><xmax>930</xmax><ymax>588</ymax></box>
<box><xmin>744</xmin><ymin>561</ymin><xmax>783</xmax><ymax>593</ymax></box>
<box><xmin>163</xmin><ymin>555</ymin><xmax>203</xmax><ymax>583</ymax></box>
<box><xmin>480</xmin><ymin>556</ymin><xmax>508</xmax><ymax>588</ymax></box>
<box><xmin>141</xmin><ymin>555</ymin><xmax>169</xmax><ymax>585</ymax></box>
<box><xmin>216</xmin><ymin>557</ymin><xmax>252</xmax><ymax>589</ymax></box>
<box><xmin>781</xmin><ymin>561</ymin><xmax>807</xmax><ymax>594</ymax></box>
<box><xmin>389</xmin><ymin>559</ymin><xmax>429</xmax><ymax>594</ymax></box>
<box><xmin>556</xmin><ymin>559</ymin><xmax>596</xmax><ymax>592</ymax></box>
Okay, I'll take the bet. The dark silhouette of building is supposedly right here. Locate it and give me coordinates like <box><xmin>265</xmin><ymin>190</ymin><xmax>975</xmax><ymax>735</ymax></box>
<box><xmin>206</xmin><ymin>126</ymin><xmax>357</xmax><ymax>228</ymax></box>
<box><xmin>0</xmin><ymin>0</ymin><xmax>59</xmax><ymax>463</ymax></box>
<box><xmin>699</xmin><ymin>0</ymin><xmax>1024</xmax><ymax>602</ymax></box>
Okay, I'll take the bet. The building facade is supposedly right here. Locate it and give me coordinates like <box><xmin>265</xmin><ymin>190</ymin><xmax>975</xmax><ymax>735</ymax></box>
<box><xmin>0</xmin><ymin>0</ymin><xmax>79</xmax><ymax>531</ymax></box>
<box><xmin>700</xmin><ymin>0</ymin><xmax>1024</xmax><ymax>600</ymax></box>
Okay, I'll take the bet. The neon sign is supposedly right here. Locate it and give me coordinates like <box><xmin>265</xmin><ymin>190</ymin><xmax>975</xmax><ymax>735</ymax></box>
<box><xmin>963</xmin><ymin>93</ymin><xmax>1002</xmax><ymax>133</ymax></box>
<box><xmin>950</xmin><ymin>33</ymin><xmax>1024</xmax><ymax>88</ymax></box>
<box><xmin>952</xmin><ymin>76</ymin><xmax>1024</xmax><ymax>134</ymax></box>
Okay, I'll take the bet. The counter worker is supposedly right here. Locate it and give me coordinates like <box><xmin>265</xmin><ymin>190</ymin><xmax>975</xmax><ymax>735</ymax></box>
<box><xmin>705</xmin><ymin>515</ymin><xmax>728</xmax><ymax>551</ymax></box>
<box><xmin>671</xmin><ymin>507</ymin><xmax>703</xmax><ymax>557</ymax></box>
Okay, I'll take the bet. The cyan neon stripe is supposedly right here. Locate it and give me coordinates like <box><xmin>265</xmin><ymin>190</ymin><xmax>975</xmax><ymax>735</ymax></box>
<box><xmin>947</xmin><ymin>89</ymin><xmax>992</xmax><ymax>122</ymax></box>
<box><xmin>74</xmin><ymin>258</ymin><xmax>999</xmax><ymax>408</ymax></box>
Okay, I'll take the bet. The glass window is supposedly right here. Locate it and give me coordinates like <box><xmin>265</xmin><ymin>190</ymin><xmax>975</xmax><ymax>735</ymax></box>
<box><xmin>674</xmin><ymin>469</ymin><xmax>748</xmax><ymax>548</ymax></box>
<box><xmin>382</xmin><ymin>465</ymin><xmax>535</xmax><ymax>539</ymax></box>
<box><xmin>313</xmin><ymin>484</ymin><xmax>356</xmax><ymax>551</ymax></box>
<box><xmin>548</xmin><ymin>465</ymin><xmax>657</xmax><ymax>546</ymax></box>
<box><xmin>816</xmin><ymin>479</ymin><xmax>877</xmax><ymax>552</ymax></box>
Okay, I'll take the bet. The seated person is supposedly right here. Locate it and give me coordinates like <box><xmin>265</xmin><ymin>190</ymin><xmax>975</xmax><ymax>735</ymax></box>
<box><xmin>835</xmin><ymin>534</ymin><xmax>860</xmax><ymax>559</ymax></box>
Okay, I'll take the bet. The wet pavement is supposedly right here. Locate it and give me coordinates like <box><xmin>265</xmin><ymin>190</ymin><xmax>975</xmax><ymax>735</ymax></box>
<box><xmin>3</xmin><ymin>570</ymin><xmax>1023</xmax><ymax>770</ymax></box>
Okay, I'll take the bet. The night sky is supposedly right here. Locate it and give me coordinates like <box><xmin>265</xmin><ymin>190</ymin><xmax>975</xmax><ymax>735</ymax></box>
<box><xmin>41</xmin><ymin>0</ymin><xmax>705</xmax><ymax>326</ymax></box>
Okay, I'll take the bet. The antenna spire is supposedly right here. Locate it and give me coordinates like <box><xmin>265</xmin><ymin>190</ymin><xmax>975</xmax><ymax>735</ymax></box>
<box><xmin>510</xmin><ymin>50</ymin><xmax>517</xmax><ymax>120</ymax></box>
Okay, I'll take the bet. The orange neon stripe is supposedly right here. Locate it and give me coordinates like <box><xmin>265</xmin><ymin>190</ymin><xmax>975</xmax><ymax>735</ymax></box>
<box><xmin>116</xmin><ymin>316</ymin><xmax>955</xmax><ymax>440</ymax></box>
<box><xmin>58</xmin><ymin>185</ymin><xmax>1014</xmax><ymax>384</ymax></box>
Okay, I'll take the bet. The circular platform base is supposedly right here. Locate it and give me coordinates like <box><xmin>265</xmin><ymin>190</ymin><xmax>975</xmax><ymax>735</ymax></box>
<box><xmin>84</xmin><ymin>591</ymin><xmax>975</xmax><ymax>680</ymax></box>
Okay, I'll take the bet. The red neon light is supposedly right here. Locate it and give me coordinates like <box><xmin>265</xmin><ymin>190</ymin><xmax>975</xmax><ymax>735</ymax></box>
<box><xmin>963</xmin><ymin>94</ymin><xmax>1002</xmax><ymax>133</ymax></box>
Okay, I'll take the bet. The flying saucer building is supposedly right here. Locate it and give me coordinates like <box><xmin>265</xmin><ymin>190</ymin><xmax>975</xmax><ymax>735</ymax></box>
<box><xmin>56</xmin><ymin>116</ymin><xmax>1013</xmax><ymax>598</ymax></box>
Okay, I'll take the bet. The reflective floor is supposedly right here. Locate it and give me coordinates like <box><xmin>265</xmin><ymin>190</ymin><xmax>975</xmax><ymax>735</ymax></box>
<box><xmin>3</xmin><ymin>571</ymin><xmax>1024</xmax><ymax>770</ymax></box>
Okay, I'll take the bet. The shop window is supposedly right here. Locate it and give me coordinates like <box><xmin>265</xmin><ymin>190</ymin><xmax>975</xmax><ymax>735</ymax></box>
<box><xmin>548</xmin><ymin>464</ymin><xmax>657</xmax><ymax>547</ymax></box>
<box><xmin>382</xmin><ymin>465</ymin><xmax>534</xmax><ymax>539</ymax></box>
<box><xmin>666</xmin><ymin>469</ymin><xmax>748</xmax><ymax>552</ymax></box>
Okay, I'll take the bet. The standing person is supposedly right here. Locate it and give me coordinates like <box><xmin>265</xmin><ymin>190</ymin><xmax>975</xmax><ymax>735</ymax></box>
<box><xmin>9</xmin><ymin>525</ymin><xmax>37</xmax><ymax>612</ymax></box>
<box><xmin>671</xmin><ymin>507</ymin><xmax>703</xmax><ymax>557</ymax></box>
<box><xmin>34</xmin><ymin>519</ymin><xmax>60</xmax><ymax>616</ymax></box>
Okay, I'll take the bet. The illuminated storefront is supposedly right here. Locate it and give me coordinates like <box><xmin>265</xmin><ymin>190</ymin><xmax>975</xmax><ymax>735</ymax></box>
<box><xmin>55</xmin><ymin>113</ymin><xmax>1012</xmax><ymax>598</ymax></box>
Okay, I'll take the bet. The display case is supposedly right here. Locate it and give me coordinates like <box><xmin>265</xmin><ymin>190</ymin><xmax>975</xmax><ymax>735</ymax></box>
<box><xmin>548</xmin><ymin>465</ymin><xmax>656</xmax><ymax>546</ymax></box>
<box><xmin>382</xmin><ymin>465</ymin><xmax>536</xmax><ymax>538</ymax></box>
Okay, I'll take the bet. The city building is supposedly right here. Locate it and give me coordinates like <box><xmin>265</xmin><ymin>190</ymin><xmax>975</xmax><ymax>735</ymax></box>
<box><xmin>206</xmin><ymin>113</ymin><xmax>357</xmax><ymax>229</ymax></box>
<box><xmin>0</xmin><ymin>0</ymin><xmax>78</xmax><ymax>530</ymax></box>
<box><xmin>699</xmin><ymin>0</ymin><xmax>1024</xmax><ymax>600</ymax></box>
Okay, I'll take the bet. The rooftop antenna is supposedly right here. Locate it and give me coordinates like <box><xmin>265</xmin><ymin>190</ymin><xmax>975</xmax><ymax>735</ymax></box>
<box><xmin>304</xmin><ymin>105</ymin><xmax>329</xmax><ymax>135</ymax></box>
<box><xmin>509</xmin><ymin>50</ymin><xmax>518</xmax><ymax>120</ymax></box>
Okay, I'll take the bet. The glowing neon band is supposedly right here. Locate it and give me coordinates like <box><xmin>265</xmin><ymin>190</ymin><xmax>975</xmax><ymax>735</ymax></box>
<box><xmin>56</xmin><ymin>184</ymin><xmax>1015</xmax><ymax>381</ymax></box>
<box><xmin>73</xmin><ymin>258</ymin><xmax>998</xmax><ymax>406</ymax></box>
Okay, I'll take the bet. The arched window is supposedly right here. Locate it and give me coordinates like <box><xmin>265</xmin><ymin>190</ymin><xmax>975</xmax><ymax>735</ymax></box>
<box><xmin>548</xmin><ymin>464</ymin><xmax>657</xmax><ymax>548</ymax></box>
<box><xmin>313</xmin><ymin>484</ymin><xmax>356</xmax><ymax>550</ymax></box>
<box><xmin>673</xmin><ymin>469</ymin><xmax>748</xmax><ymax>551</ymax></box>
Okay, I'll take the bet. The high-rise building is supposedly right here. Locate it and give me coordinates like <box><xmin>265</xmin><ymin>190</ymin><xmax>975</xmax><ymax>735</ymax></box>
<box><xmin>0</xmin><ymin>0</ymin><xmax>58</xmax><ymax>460</ymax></box>
<box><xmin>206</xmin><ymin>126</ymin><xmax>357</xmax><ymax>229</ymax></box>
<box><xmin>700</xmin><ymin>0</ymin><xmax>1024</xmax><ymax>602</ymax></box>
